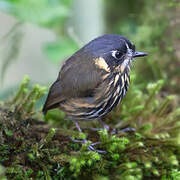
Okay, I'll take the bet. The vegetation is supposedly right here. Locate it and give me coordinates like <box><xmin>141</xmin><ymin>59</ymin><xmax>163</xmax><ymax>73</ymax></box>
<box><xmin>0</xmin><ymin>75</ymin><xmax>179</xmax><ymax>180</ymax></box>
<box><xmin>0</xmin><ymin>0</ymin><xmax>180</xmax><ymax>179</ymax></box>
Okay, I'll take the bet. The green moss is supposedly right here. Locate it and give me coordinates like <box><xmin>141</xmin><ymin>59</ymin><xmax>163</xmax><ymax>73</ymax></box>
<box><xmin>0</xmin><ymin>65</ymin><xmax>178</xmax><ymax>180</ymax></box>
<box><xmin>0</xmin><ymin>74</ymin><xmax>179</xmax><ymax>179</ymax></box>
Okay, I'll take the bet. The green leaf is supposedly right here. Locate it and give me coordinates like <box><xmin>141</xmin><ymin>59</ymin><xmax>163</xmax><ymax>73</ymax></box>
<box><xmin>0</xmin><ymin>0</ymin><xmax>72</xmax><ymax>28</ymax></box>
<box><xmin>43</xmin><ymin>39</ymin><xmax>78</xmax><ymax>63</ymax></box>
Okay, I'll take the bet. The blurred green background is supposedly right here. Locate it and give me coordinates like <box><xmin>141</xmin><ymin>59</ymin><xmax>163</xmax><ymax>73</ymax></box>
<box><xmin>0</xmin><ymin>0</ymin><xmax>179</xmax><ymax>101</ymax></box>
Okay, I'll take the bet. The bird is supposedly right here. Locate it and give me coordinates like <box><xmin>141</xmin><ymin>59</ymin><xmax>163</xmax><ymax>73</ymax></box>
<box><xmin>43</xmin><ymin>34</ymin><xmax>147</xmax><ymax>151</ymax></box>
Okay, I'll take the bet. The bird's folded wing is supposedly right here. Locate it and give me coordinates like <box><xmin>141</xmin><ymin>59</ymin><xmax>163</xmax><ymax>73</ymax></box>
<box><xmin>43</xmin><ymin>56</ymin><xmax>104</xmax><ymax>114</ymax></box>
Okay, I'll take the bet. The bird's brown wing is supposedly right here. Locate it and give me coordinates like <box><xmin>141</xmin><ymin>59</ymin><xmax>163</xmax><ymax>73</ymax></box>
<box><xmin>42</xmin><ymin>79</ymin><xmax>64</xmax><ymax>114</ymax></box>
<box><xmin>43</xmin><ymin>54</ymin><xmax>104</xmax><ymax>114</ymax></box>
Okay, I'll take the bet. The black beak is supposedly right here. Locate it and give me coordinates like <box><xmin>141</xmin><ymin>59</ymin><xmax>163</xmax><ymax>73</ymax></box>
<box><xmin>133</xmin><ymin>51</ymin><xmax>148</xmax><ymax>58</ymax></box>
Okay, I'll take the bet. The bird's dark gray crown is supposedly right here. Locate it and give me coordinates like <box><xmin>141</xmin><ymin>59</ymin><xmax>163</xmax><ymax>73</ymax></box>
<box><xmin>82</xmin><ymin>34</ymin><xmax>135</xmax><ymax>57</ymax></box>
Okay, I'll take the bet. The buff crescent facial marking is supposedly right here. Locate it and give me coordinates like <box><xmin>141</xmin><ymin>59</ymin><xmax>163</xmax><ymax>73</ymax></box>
<box><xmin>94</xmin><ymin>57</ymin><xmax>110</xmax><ymax>72</ymax></box>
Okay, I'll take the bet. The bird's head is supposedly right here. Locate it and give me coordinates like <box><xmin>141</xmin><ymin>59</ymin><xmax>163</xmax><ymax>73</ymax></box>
<box><xmin>83</xmin><ymin>34</ymin><xmax>147</xmax><ymax>73</ymax></box>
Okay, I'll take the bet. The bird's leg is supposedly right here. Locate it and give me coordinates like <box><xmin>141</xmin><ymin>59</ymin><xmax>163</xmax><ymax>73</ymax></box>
<box><xmin>98</xmin><ymin>119</ymin><xmax>110</xmax><ymax>131</ymax></box>
<box><xmin>70</xmin><ymin>121</ymin><xmax>107</xmax><ymax>154</ymax></box>
<box><xmin>98</xmin><ymin>119</ymin><xmax>119</xmax><ymax>134</ymax></box>
<box><xmin>71</xmin><ymin>121</ymin><xmax>87</xmax><ymax>143</ymax></box>
<box><xmin>69</xmin><ymin>122</ymin><xmax>85</xmax><ymax>143</ymax></box>
<box><xmin>87</xmin><ymin>119</ymin><xmax>110</xmax><ymax>132</ymax></box>
<box><xmin>75</xmin><ymin>121</ymin><xmax>83</xmax><ymax>133</ymax></box>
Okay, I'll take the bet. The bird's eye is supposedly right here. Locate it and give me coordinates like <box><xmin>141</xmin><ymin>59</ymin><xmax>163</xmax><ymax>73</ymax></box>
<box><xmin>112</xmin><ymin>50</ymin><xmax>123</xmax><ymax>59</ymax></box>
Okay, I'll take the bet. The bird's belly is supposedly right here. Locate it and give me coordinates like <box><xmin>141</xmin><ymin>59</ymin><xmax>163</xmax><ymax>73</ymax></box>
<box><xmin>60</xmin><ymin>72</ymin><xmax>130</xmax><ymax>120</ymax></box>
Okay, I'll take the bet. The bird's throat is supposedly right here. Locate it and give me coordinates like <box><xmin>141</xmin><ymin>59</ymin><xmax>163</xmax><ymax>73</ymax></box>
<box><xmin>114</xmin><ymin>62</ymin><xmax>131</xmax><ymax>74</ymax></box>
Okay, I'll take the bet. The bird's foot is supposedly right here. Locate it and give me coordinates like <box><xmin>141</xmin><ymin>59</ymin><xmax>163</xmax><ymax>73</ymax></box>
<box><xmin>110</xmin><ymin>127</ymin><xmax>136</xmax><ymax>134</ymax></box>
<box><xmin>98</xmin><ymin>119</ymin><xmax>135</xmax><ymax>134</ymax></box>
<box><xmin>87</xmin><ymin>126</ymin><xmax>135</xmax><ymax>135</ymax></box>
<box><xmin>71</xmin><ymin>121</ymin><xmax>108</xmax><ymax>153</ymax></box>
<box><xmin>70</xmin><ymin>137</ymin><xmax>107</xmax><ymax>154</ymax></box>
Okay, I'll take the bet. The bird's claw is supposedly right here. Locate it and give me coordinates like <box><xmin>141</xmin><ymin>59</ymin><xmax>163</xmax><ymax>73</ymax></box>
<box><xmin>110</xmin><ymin>127</ymin><xmax>136</xmax><ymax>134</ymax></box>
<box><xmin>88</xmin><ymin>142</ymin><xmax>107</xmax><ymax>154</ymax></box>
<box><xmin>70</xmin><ymin>137</ymin><xmax>85</xmax><ymax>143</ymax></box>
<box><xmin>118</xmin><ymin>127</ymin><xmax>136</xmax><ymax>133</ymax></box>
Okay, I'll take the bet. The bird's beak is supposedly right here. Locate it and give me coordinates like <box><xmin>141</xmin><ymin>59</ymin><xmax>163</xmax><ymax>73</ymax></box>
<box><xmin>133</xmin><ymin>51</ymin><xmax>148</xmax><ymax>58</ymax></box>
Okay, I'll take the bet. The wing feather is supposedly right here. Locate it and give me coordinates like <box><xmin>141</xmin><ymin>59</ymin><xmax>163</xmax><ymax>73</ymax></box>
<box><xmin>43</xmin><ymin>54</ymin><xmax>105</xmax><ymax>114</ymax></box>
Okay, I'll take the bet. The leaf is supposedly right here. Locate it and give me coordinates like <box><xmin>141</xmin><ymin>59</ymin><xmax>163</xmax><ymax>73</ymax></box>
<box><xmin>43</xmin><ymin>39</ymin><xmax>78</xmax><ymax>63</ymax></box>
<box><xmin>0</xmin><ymin>0</ymin><xmax>72</xmax><ymax>28</ymax></box>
